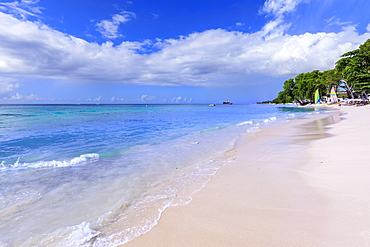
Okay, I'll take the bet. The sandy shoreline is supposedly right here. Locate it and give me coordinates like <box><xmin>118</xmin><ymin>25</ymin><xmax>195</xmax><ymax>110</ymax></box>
<box><xmin>124</xmin><ymin>106</ymin><xmax>370</xmax><ymax>247</ymax></box>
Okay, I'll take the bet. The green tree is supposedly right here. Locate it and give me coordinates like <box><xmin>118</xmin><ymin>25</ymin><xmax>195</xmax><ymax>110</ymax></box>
<box><xmin>272</xmin><ymin>78</ymin><xmax>295</xmax><ymax>103</ymax></box>
<box><xmin>273</xmin><ymin>70</ymin><xmax>326</xmax><ymax>104</ymax></box>
<box><xmin>294</xmin><ymin>70</ymin><xmax>324</xmax><ymax>102</ymax></box>
<box><xmin>273</xmin><ymin>39</ymin><xmax>370</xmax><ymax>103</ymax></box>
<box><xmin>336</xmin><ymin>39</ymin><xmax>370</xmax><ymax>93</ymax></box>
<box><xmin>322</xmin><ymin>69</ymin><xmax>342</xmax><ymax>89</ymax></box>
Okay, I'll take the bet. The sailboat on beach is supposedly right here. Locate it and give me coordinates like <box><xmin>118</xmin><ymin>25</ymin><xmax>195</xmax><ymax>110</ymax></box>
<box><xmin>328</xmin><ymin>87</ymin><xmax>339</xmax><ymax>105</ymax></box>
<box><xmin>314</xmin><ymin>89</ymin><xmax>320</xmax><ymax>104</ymax></box>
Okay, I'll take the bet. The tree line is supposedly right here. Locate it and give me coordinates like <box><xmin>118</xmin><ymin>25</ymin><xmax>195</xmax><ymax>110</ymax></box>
<box><xmin>272</xmin><ymin>39</ymin><xmax>370</xmax><ymax>104</ymax></box>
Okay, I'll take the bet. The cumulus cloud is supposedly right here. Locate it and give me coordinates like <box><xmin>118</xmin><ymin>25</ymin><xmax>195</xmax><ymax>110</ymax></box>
<box><xmin>5</xmin><ymin>93</ymin><xmax>39</xmax><ymax>101</ymax></box>
<box><xmin>96</xmin><ymin>11</ymin><xmax>136</xmax><ymax>39</ymax></box>
<box><xmin>0</xmin><ymin>12</ymin><xmax>144</xmax><ymax>81</ymax></box>
<box><xmin>0</xmin><ymin>77</ymin><xmax>20</xmax><ymax>96</ymax></box>
<box><xmin>144</xmin><ymin>28</ymin><xmax>369</xmax><ymax>86</ymax></box>
<box><xmin>138</xmin><ymin>94</ymin><xmax>156</xmax><ymax>102</ymax></box>
<box><xmin>171</xmin><ymin>97</ymin><xmax>192</xmax><ymax>103</ymax></box>
<box><xmin>0</xmin><ymin>1</ymin><xmax>369</xmax><ymax>89</ymax></box>
<box><xmin>110</xmin><ymin>96</ymin><xmax>125</xmax><ymax>102</ymax></box>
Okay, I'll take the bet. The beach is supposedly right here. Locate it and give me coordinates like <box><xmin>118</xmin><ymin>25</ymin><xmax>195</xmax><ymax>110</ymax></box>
<box><xmin>2</xmin><ymin>104</ymin><xmax>319</xmax><ymax>246</ymax></box>
<box><xmin>124</xmin><ymin>106</ymin><xmax>370</xmax><ymax>247</ymax></box>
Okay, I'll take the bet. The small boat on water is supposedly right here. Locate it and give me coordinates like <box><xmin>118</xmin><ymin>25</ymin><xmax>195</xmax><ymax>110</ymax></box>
<box><xmin>209</xmin><ymin>104</ymin><xmax>216</xmax><ymax>106</ymax></box>
<box><xmin>223</xmin><ymin>100</ymin><xmax>232</xmax><ymax>105</ymax></box>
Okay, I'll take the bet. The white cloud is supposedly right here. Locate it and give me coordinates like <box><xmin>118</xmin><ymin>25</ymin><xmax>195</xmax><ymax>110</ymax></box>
<box><xmin>93</xmin><ymin>96</ymin><xmax>101</xmax><ymax>102</ymax></box>
<box><xmin>138</xmin><ymin>94</ymin><xmax>156</xmax><ymax>102</ymax></box>
<box><xmin>0</xmin><ymin>0</ymin><xmax>42</xmax><ymax>19</ymax></box>
<box><xmin>367</xmin><ymin>23</ymin><xmax>370</xmax><ymax>32</ymax></box>
<box><xmin>171</xmin><ymin>97</ymin><xmax>192</xmax><ymax>103</ymax></box>
<box><xmin>260</xmin><ymin>18</ymin><xmax>291</xmax><ymax>39</ymax></box>
<box><xmin>0</xmin><ymin>77</ymin><xmax>20</xmax><ymax>96</ymax></box>
<box><xmin>5</xmin><ymin>93</ymin><xmax>39</xmax><ymax>101</ymax></box>
<box><xmin>86</xmin><ymin>96</ymin><xmax>102</xmax><ymax>102</ymax></box>
<box><xmin>110</xmin><ymin>97</ymin><xmax>125</xmax><ymax>102</ymax></box>
<box><xmin>260</xmin><ymin>0</ymin><xmax>307</xmax><ymax>39</ymax></box>
<box><xmin>151</xmin><ymin>13</ymin><xmax>159</xmax><ymax>19</ymax></box>
<box><xmin>325</xmin><ymin>16</ymin><xmax>353</xmax><ymax>29</ymax></box>
<box><xmin>261</xmin><ymin>0</ymin><xmax>306</xmax><ymax>17</ymax></box>
<box><xmin>144</xmin><ymin>28</ymin><xmax>370</xmax><ymax>86</ymax></box>
<box><xmin>96</xmin><ymin>11</ymin><xmax>136</xmax><ymax>39</ymax></box>
<box><xmin>0</xmin><ymin>12</ymin><xmax>144</xmax><ymax>81</ymax></box>
<box><xmin>0</xmin><ymin>4</ymin><xmax>369</xmax><ymax>89</ymax></box>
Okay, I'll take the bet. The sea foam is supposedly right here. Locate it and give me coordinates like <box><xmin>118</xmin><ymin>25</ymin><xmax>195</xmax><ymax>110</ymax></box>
<box><xmin>3</xmin><ymin>153</ymin><xmax>99</xmax><ymax>170</ymax></box>
<box><xmin>237</xmin><ymin>120</ymin><xmax>253</xmax><ymax>126</ymax></box>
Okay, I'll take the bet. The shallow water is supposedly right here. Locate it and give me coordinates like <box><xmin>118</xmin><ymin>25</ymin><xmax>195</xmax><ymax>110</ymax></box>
<box><xmin>0</xmin><ymin>104</ymin><xmax>325</xmax><ymax>246</ymax></box>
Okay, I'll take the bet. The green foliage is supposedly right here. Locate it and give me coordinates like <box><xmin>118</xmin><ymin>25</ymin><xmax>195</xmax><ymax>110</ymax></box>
<box><xmin>335</xmin><ymin>39</ymin><xmax>370</xmax><ymax>92</ymax></box>
<box><xmin>273</xmin><ymin>39</ymin><xmax>370</xmax><ymax>103</ymax></box>
<box><xmin>322</xmin><ymin>69</ymin><xmax>342</xmax><ymax>88</ymax></box>
<box><xmin>273</xmin><ymin>70</ymin><xmax>327</xmax><ymax>104</ymax></box>
<box><xmin>272</xmin><ymin>79</ymin><xmax>294</xmax><ymax>103</ymax></box>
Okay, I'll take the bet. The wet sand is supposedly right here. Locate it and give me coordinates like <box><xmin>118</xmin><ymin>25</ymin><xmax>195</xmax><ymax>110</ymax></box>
<box><xmin>124</xmin><ymin>106</ymin><xmax>370</xmax><ymax>247</ymax></box>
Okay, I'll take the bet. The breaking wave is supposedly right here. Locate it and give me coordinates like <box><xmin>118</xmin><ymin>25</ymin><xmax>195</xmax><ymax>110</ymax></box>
<box><xmin>1</xmin><ymin>153</ymin><xmax>99</xmax><ymax>170</ymax></box>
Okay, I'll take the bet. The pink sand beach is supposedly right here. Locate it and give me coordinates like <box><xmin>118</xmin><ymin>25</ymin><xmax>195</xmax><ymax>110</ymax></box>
<box><xmin>124</xmin><ymin>105</ymin><xmax>370</xmax><ymax>247</ymax></box>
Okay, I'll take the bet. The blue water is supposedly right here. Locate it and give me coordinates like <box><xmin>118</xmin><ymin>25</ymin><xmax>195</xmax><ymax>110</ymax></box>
<box><xmin>0</xmin><ymin>104</ymin><xmax>324</xmax><ymax>246</ymax></box>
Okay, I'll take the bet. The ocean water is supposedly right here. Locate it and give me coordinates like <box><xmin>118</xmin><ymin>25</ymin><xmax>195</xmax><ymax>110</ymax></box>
<box><xmin>0</xmin><ymin>104</ymin><xmax>325</xmax><ymax>246</ymax></box>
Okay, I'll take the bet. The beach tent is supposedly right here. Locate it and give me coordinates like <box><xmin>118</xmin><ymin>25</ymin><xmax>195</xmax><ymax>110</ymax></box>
<box><xmin>314</xmin><ymin>89</ymin><xmax>320</xmax><ymax>104</ymax></box>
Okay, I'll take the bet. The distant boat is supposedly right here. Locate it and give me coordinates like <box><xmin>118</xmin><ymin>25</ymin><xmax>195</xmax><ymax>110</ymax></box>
<box><xmin>223</xmin><ymin>100</ymin><xmax>232</xmax><ymax>105</ymax></box>
<box><xmin>209</xmin><ymin>104</ymin><xmax>216</xmax><ymax>106</ymax></box>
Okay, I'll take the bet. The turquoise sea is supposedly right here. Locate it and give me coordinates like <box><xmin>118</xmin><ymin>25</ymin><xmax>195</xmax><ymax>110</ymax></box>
<box><xmin>0</xmin><ymin>104</ymin><xmax>325</xmax><ymax>246</ymax></box>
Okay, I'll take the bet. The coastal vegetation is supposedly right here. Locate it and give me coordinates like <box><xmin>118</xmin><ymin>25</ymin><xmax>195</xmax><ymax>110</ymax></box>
<box><xmin>273</xmin><ymin>39</ymin><xmax>370</xmax><ymax>104</ymax></box>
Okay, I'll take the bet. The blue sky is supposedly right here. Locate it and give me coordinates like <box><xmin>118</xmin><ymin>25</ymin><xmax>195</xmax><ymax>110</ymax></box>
<box><xmin>0</xmin><ymin>0</ymin><xmax>369</xmax><ymax>104</ymax></box>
